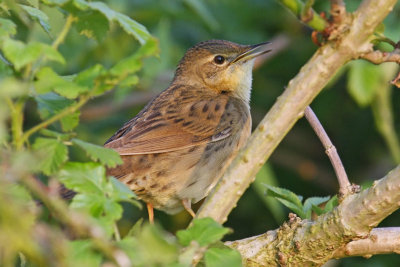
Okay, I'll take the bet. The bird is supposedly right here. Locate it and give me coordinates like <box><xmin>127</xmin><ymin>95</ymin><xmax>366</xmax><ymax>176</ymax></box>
<box><xmin>103</xmin><ymin>40</ymin><xmax>271</xmax><ymax>222</ymax></box>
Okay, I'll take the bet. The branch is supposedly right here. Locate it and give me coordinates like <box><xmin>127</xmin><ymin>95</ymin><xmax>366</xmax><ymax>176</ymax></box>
<box><xmin>304</xmin><ymin>106</ymin><xmax>352</xmax><ymax>198</ymax></box>
<box><xmin>360</xmin><ymin>49</ymin><xmax>400</xmax><ymax>64</ymax></box>
<box><xmin>196</xmin><ymin>0</ymin><xmax>398</xmax><ymax>224</ymax></box>
<box><xmin>226</xmin><ymin>165</ymin><xmax>400</xmax><ymax>266</ymax></box>
<box><xmin>334</xmin><ymin>227</ymin><xmax>400</xmax><ymax>257</ymax></box>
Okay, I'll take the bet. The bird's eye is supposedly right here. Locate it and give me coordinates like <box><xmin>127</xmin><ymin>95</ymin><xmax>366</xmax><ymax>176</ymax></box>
<box><xmin>213</xmin><ymin>55</ymin><xmax>225</xmax><ymax>65</ymax></box>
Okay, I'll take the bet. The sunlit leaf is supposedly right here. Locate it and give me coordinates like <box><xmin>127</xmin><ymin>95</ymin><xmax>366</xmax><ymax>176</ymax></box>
<box><xmin>35</xmin><ymin>67</ymin><xmax>88</xmax><ymax>98</ymax></box>
<box><xmin>3</xmin><ymin>40</ymin><xmax>65</xmax><ymax>70</ymax></box>
<box><xmin>177</xmin><ymin>218</ymin><xmax>230</xmax><ymax>247</ymax></box>
<box><xmin>61</xmin><ymin>110</ymin><xmax>80</xmax><ymax>131</ymax></box>
<box><xmin>0</xmin><ymin>18</ymin><xmax>17</xmax><ymax>37</ymax></box>
<box><xmin>33</xmin><ymin>137</ymin><xmax>68</xmax><ymax>175</ymax></box>
<box><xmin>58</xmin><ymin>162</ymin><xmax>106</xmax><ymax>195</ymax></box>
<box><xmin>66</xmin><ymin>240</ymin><xmax>102</xmax><ymax>267</ymax></box>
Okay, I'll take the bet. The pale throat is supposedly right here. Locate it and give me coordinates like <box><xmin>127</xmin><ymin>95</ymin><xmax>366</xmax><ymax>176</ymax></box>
<box><xmin>230</xmin><ymin>60</ymin><xmax>254</xmax><ymax>105</ymax></box>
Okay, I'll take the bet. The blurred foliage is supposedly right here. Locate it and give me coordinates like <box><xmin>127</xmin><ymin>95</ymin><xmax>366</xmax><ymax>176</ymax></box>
<box><xmin>0</xmin><ymin>0</ymin><xmax>399</xmax><ymax>266</ymax></box>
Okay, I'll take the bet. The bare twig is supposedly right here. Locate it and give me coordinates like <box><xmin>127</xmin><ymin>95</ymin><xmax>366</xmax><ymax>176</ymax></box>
<box><xmin>304</xmin><ymin>106</ymin><xmax>351</xmax><ymax>198</ymax></box>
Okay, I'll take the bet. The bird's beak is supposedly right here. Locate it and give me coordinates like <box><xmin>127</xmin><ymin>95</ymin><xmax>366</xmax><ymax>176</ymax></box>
<box><xmin>231</xmin><ymin>42</ymin><xmax>271</xmax><ymax>64</ymax></box>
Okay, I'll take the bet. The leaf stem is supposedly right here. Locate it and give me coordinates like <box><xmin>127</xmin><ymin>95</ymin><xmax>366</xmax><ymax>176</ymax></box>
<box><xmin>6</xmin><ymin>97</ymin><xmax>25</xmax><ymax>150</ymax></box>
<box><xmin>277</xmin><ymin>0</ymin><xmax>327</xmax><ymax>31</ymax></box>
<box><xmin>52</xmin><ymin>14</ymin><xmax>75</xmax><ymax>50</ymax></box>
<box><xmin>21</xmin><ymin>94</ymin><xmax>90</xmax><ymax>145</ymax></box>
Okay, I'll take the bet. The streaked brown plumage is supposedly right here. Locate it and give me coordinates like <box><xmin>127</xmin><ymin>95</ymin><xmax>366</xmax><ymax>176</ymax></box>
<box><xmin>104</xmin><ymin>40</ymin><xmax>271</xmax><ymax>218</ymax></box>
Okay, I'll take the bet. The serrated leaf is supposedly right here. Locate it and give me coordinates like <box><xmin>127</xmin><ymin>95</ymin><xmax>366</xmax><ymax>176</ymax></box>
<box><xmin>58</xmin><ymin>162</ymin><xmax>106</xmax><ymax>195</ymax></box>
<box><xmin>303</xmin><ymin>196</ymin><xmax>331</xmax><ymax>219</ymax></box>
<box><xmin>33</xmin><ymin>137</ymin><xmax>68</xmax><ymax>175</ymax></box>
<box><xmin>126</xmin><ymin>218</ymin><xmax>143</xmax><ymax>237</ymax></box>
<box><xmin>274</xmin><ymin>197</ymin><xmax>306</xmax><ymax>218</ymax></box>
<box><xmin>3</xmin><ymin>40</ymin><xmax>65</xmax><ymax>70</ymax></box>
<box><xmin>35</xmin><ymin>92</ymin><xmax>74</xmax><ymax>119</ymax></box>
<box><xmin>264</xmin><ymin>184</ymin><xmax>303</xmax><ymax>210</ymax></box>
<box><xmin>110</xmin><ymin>38</ymin><xmax>159</xmax><ymax>76</ymax></box>
<box><xmin>204</xmin><ymin>247</ymin><xmax>242</xmax><ymax>267</ymax></box>
<box><xmin>72</xmin><ymin>0</ymin><xmax>151</xmax><ymax>44</ymax></box>
<box><xmin>35</xmin><ymin>67</ymin><xmax>88</xmax><ymax>98</ymax></box>
<box><xmin>71</xmin><ymin>138</ymin><xmax>122</xmax><ymax>167</ymax></box>
<box><xmin>347</xmin><ymin>60</ymin><xmax>384</xmax><ymax>107</ymax></box>
<box><xmin>312</xmin><ymin>195</ymin><xmax>338</xmax><ymax>216</ymax></box>
<box><xmin>0</xmin><ymin>18</ymin><xmax>17</xmax><ymax>37</ymax></box>
<box><xmin>75</xmin><ymin>11</ymin><xmax>109</xmax><ymax>41</ymax></box>
<box><xmin>20</xmin><ymin>4</ymin><xmax>51</xmax><ymax>34</ymax></box>
<box><xmin>177</xmin><ymin>218</ymin><xmax>230</xmax><ymax>247</ymax></box>
<box><xmin>109</xmin><ymin>177</ymin><xmax>139</xmax><ymax>206</ymax></box>
<box><xmin>61</xmin><ymin>110</ymin><xmax>80</xmax><ymax>131</ymax></box>
<box><xmin>74</xmin><ymin>64</ymin><xmax>106</xmax><ymax>87</ymax></box>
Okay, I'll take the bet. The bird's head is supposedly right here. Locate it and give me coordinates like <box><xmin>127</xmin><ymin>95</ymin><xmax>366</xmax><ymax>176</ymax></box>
<box><xmin>173</xmin><ymin>40</ymin><xmax>271</xmax><ymax>103</ymax></box>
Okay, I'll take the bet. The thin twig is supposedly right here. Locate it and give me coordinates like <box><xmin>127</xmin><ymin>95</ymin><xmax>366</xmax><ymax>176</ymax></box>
<box><xmin>52</xmin><ymin>15</ymin><xmax>75</xmax><ymax>50</ymax></box>
<box><xmin>360</xmin><ymin>49</ymin><xmax>400</xmax><ymax>64</ymax></box>
<box><xmin>304</xmin><ymin>106</ymin><xmax>351</xmax><ymax>198</ymax></box>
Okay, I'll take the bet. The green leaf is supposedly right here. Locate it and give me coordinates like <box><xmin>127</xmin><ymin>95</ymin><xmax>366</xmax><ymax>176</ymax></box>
<box><xmin>0</xmin><ymin>18</ymin><xmax>17</xmax><ymax>38</ymax></box>
<box><xmin>35</xmin><ymin>92</ymin><xmax>74</xmax><ymax>119</ymax></box>
<box><xmin>183</xmin><ymin>0</ymin><xmax>220</xmax><ymax>31</ymax></box>
<box><xmin>73</xmin><ymin>0</ymin><xmax>151</xmax><ymax>44</ymax></box>
<box><xmin>108</xmin><ymin>177</ymin><xmax>139</xmax><ymax>205</ymax></box>
<box><xmin>177</xmin><ymin>218</ymin><xmax>230</xmax><ymax>247</ymax></box>
<box><xmin>205</xmin><ymin>247</ymin><xmax>242</xmax><ymax>267</ymax></box>
<box><xmin>71</xmin><ymin>138</ymin><xmax>123</xmax><ymax>167</ymax></box>
<box><xmin>126</xmin><ymin>218</ymin><xmax>143</xmax><ymax>237</ymax></box>
<box><xmin>33</xmin><ymin>137</ymin><xmax>68</xmax><ymax>175</ymax></box>
<box><xmin>58</xmin><ymin>162</ymin><xmax>106</xmax><ymax>195</ymax></box>
<box><xmin>110</xmin><ymin>37</ymin><xmax>159</xmax><ymax>76</ymax></box>
<box><xmin>75</xmin><ymin>11</ymin><xmax>109</xmax><ymax>41</ymax></box>
<box><xmin>66</xmin><ymin>240</ymin><xmax>102</xmax><ymax>267</ymax></box>
<box><xmin>60</xmin><ymin>110</ymin><xmax>80</xmax><ymax>131</ymax></box>
<box><xmin>264</xmin><ymin>184</ymin><xmax>303</xmax><ymax>210</ymax></box>
<box><xmin>312</xmin><ymin>195</ymin><xmax>338</xmax><ymax>216</ymax></box>
<box><xmin>303</xmin><ymin>196</ymin><xmax>331</xmax><ymax>219</ymax></box>
<box><xmin>274</xmin><ymin>197</ymin><xmax>306</xmax><ymax>218</ymax></box>
<box><xmin>20</xmin><ymin>4</ymin><xmax>51</xmax><ymax>34</ymax></box>
<box><xmin>3</xmin><ymin>40</ymin><xmax>65</xmax><ymax>70</ymax></box>
<box><xmin>35</xmin><ymin>67</ymin><xmax>88</xmax><ymax>98</ymax></box>
<box><xmin>347</xmin><ymin>60</ymin><xmax>384</xmax><ymax>107</ymax></box>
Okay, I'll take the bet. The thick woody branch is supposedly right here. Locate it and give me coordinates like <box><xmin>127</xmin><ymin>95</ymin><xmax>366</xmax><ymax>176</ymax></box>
<box><xmin>334</xmin><ymin>227</ymin><xmax>400</xmax><ymax>257</ymax></box>
<box><xmin>225</xmin><ymin>165</ymin><xmax>400</xmax><ymax>266</ymax></box>
<box><xmin>196</xmin><ymin>0</ymin><xmax>398</xmax><ymax>224</ymax></box>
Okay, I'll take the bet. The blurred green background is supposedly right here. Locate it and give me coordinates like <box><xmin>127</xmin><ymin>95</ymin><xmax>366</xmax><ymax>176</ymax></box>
<box><xmin>18</xmin><ymin>0</ymin><xmax>400</xmax><ymax>265</ymax></box>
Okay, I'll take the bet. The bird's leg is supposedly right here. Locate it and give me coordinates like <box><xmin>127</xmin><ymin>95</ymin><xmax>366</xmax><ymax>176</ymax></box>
<box><xmin>182</xmin><ymin>199</ymin><xmax>196</xmax><ymax>217</ymax></box>
<box><xmin>147</xmin><ymin>202</ymin><xmax>154</xmax><ymax>224</ymax></box>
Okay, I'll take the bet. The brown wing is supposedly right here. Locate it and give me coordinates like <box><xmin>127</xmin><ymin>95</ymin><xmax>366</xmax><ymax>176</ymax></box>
<box><xmin>104</xmin><ymin>86</ymin><xmax>232</xmax><ymax>155</ymax></box>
